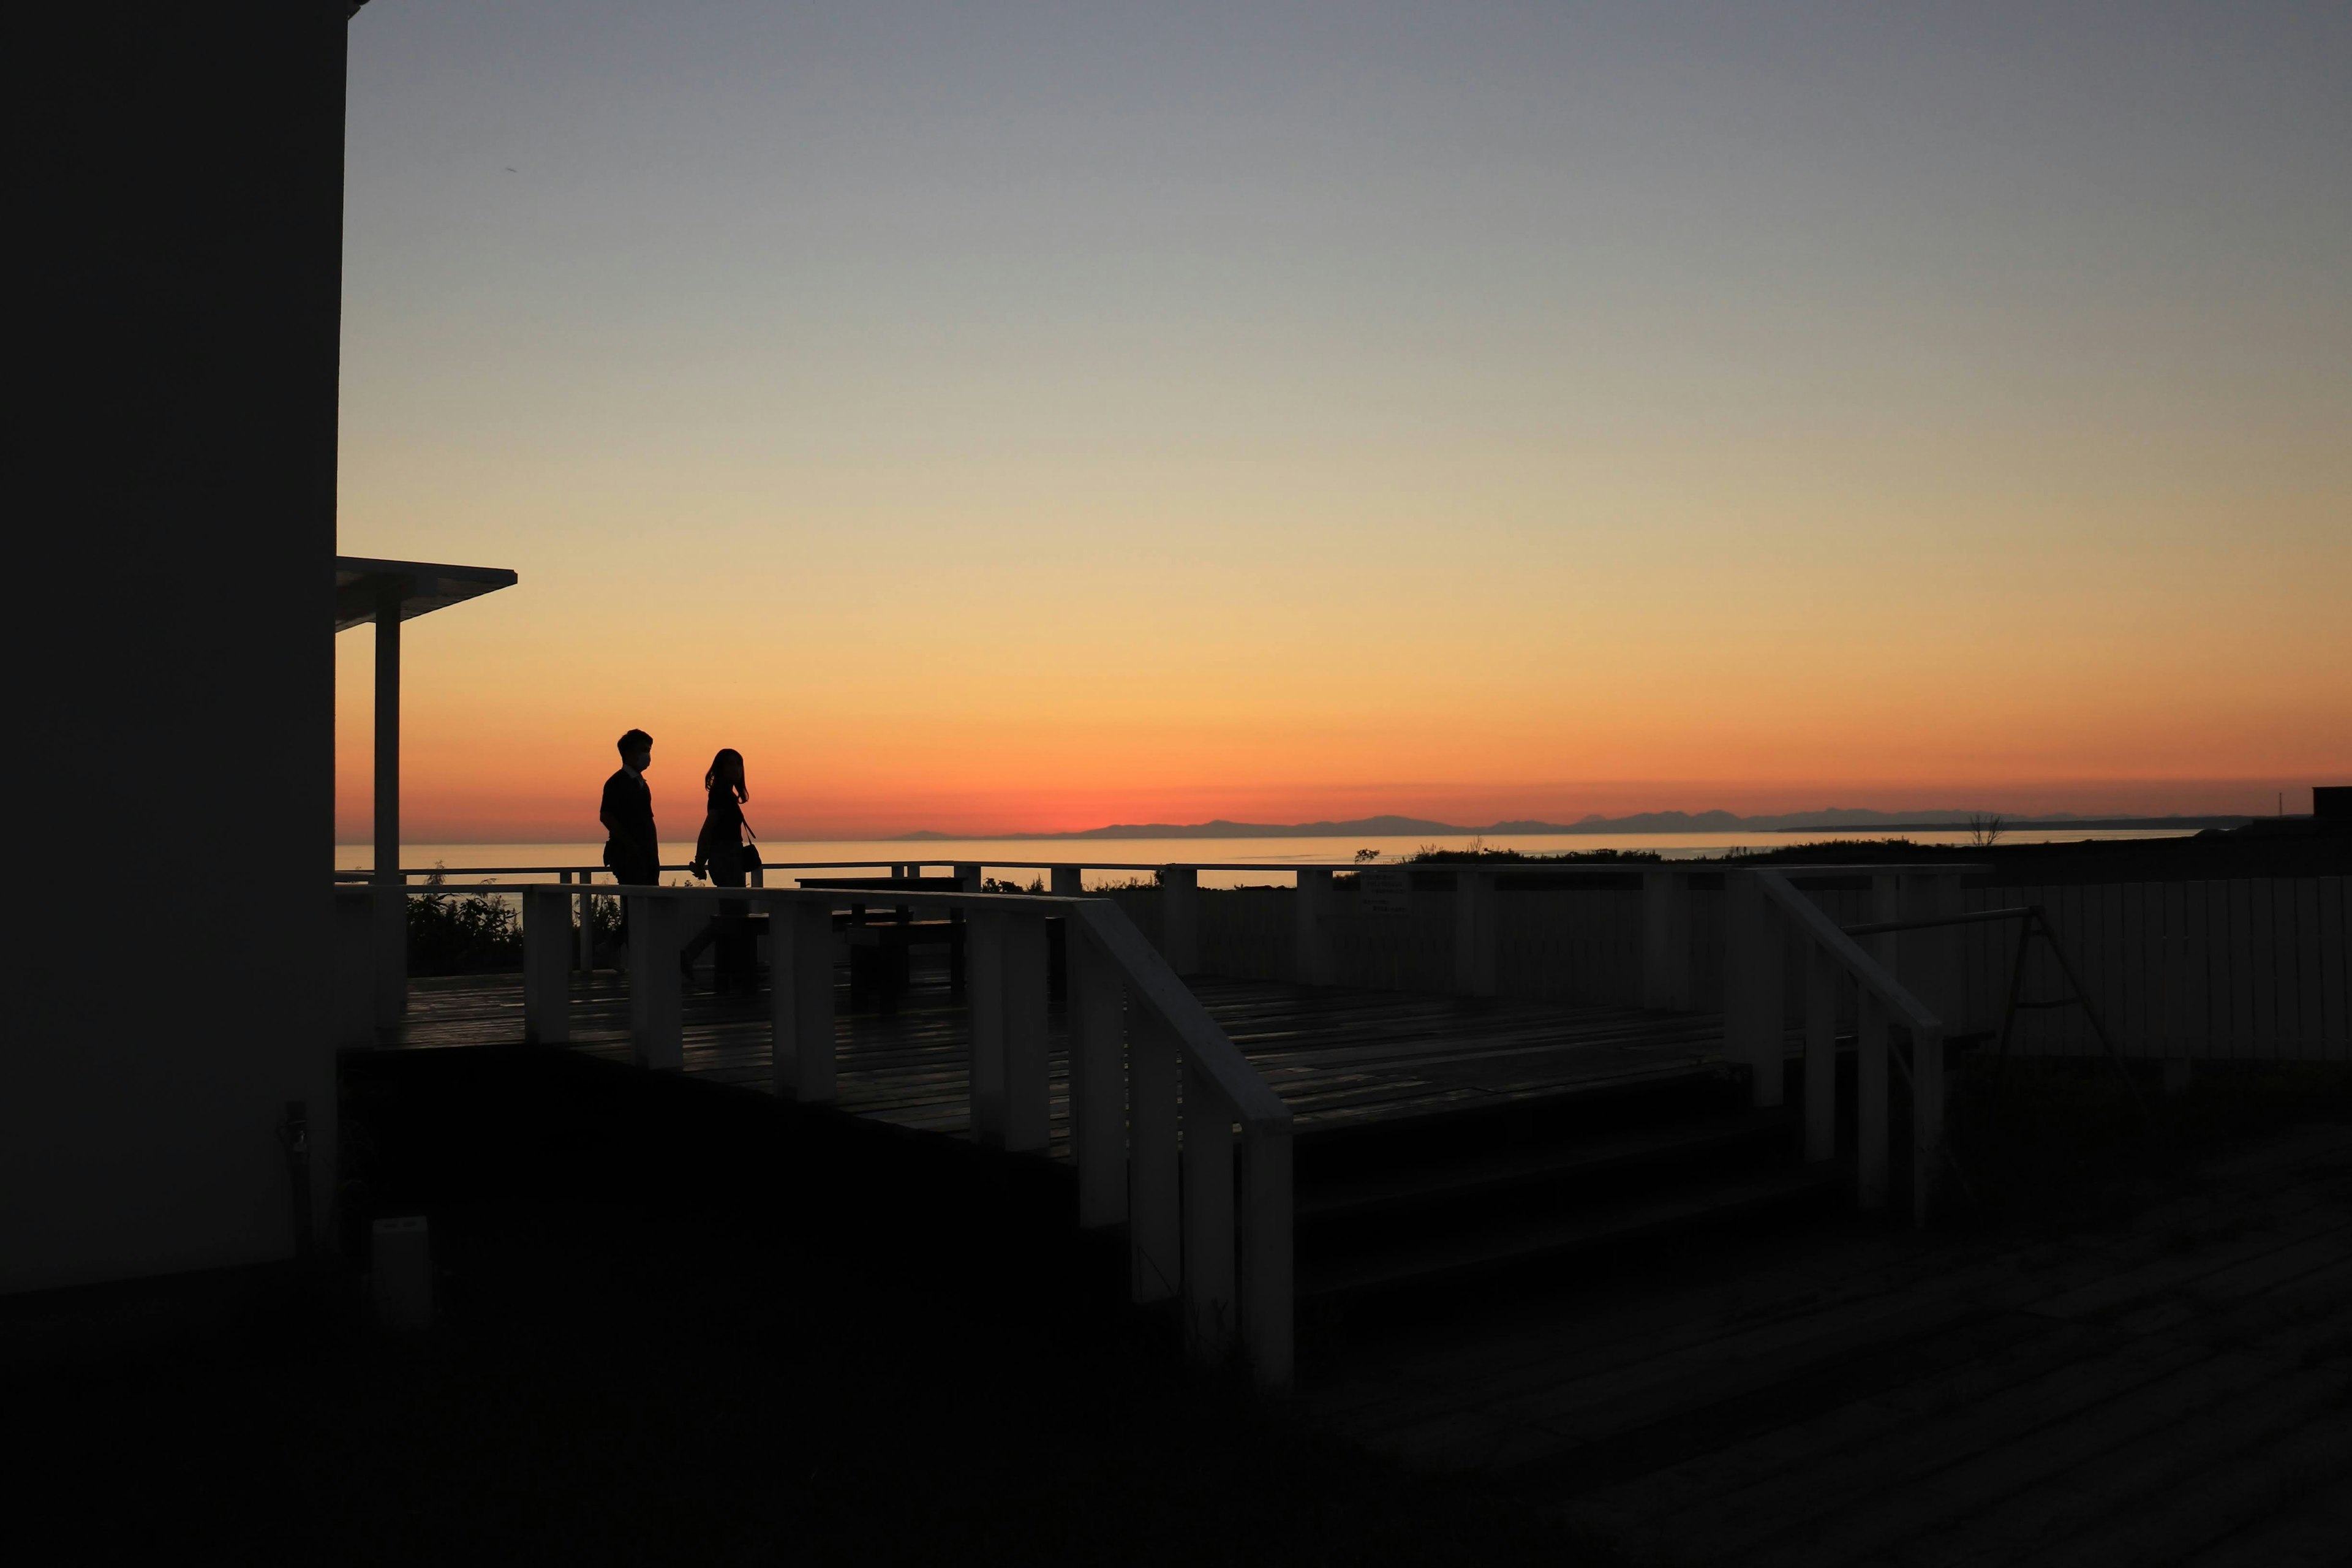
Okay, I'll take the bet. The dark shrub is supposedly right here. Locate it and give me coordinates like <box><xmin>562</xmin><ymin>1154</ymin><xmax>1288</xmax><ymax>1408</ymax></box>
<box><xmin>407</xmin><ymin>870</ymin><xmax>524</xmax><ymax>976</ymax></box>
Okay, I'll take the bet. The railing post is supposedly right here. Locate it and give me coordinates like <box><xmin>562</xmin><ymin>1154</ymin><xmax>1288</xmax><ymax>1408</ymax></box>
<box><xmin>522</xmin><ymin>886</ymin><xmax>570</xmax><ymax>1045</ymax></box>
<box><xmin>1642</xmin><ymin>869</ymin><xmax>1690</xmax><ymax>1009</ymax></box>
<box><xmin>1857</xmin><ymin>990</ymin><xmax>1889</xmax><ymax>1211</ymax></box>
<box><xmin>1913</xmin><ymin>1022</ymin><xmax>1945</xmax><ymax>1227</ymax></box>
<box><xmin>627</xmin><ymin>892</ymin><xmax>683</xmax><ymax>1071</ymax></box>
<box><xmin>334</xmin><ymin>885</ymin><xmax>374</xmax><ymax>1050</ymax></box>
<box><xmin>1452</xmin><ymin>870</ymin><xmax>1496</xmax><ymax>997</ymax></box>
<box><xmin>372</xmin><ymin>880</ymin><xmax>406</xmax><ymax>1032</ymax></box>
<box><xmin>1182</xmin><ymin>1064</ymin><xmax>1237</xmax><ymax>1361</ymax></box>
<box><xmin>1725</xmin><ymin>872</ymin><xmax>1785</xmax><ymax>1106</ymax></box>
<box><xmin>767</xmin><ymin>894</ymin><xmax>836</xmax><ymax>1103</ymax></box>
<box><xmin>1295</xmin><ymin>867</ymin><xmax>1335</xmax><ymax>986</ymax></box>
<box><xmin>954</xmin><ymin>862</ymin><xmax>982</xmax><ymax>893</ymax></box>
<box><xmin>1129</xmin><ymin>1007</ymin><xmax>1182</xmax><ymax>1303</ymax></box>
<box><xmin>1240</xmin><ymin>1121</ymin><xmax>1294</xmax><ymax>1392</ymax></box>
<box><xmin>1804</xmin><ymin>944</ymin><xmax>1838</xmax><ymax>1162</ymax></box>
<box><xmin>1871</xmin><ymin>873</ymin><xmax>1901</xmax><ymax>968</ymax></box>
<box><xmin>571</xmin><ymin>873</ymin><xmax>591</xmax><ymax>973</ymax></box>
<box><xmin>1002</xmin><ymin>914</ymin><xmax>1050</xmax><ymax>1152</ymax></box>
<box><xmin>582</xmin><ymin>875</ymin><xmax>603</xmax><ymax>973</ymax></box>
<box><xmin>1069</xmin><ymin>924</ymin><xmax>1128</xmax><ymax>1229</ymax></box>
<box><xmin>1159</xmin><ymin>867</ymin><xmax>1199</xmax><ymax>975</ymax></box>
<box><xmin>967</xmin><ymin>910</ymin><xmax>1006</xmax><ymax>1144</ymax></box>
<box><xmin>1050</xmin><ymin>866</ymin><xmax>1083</xmax><ymax>897</ymax></box>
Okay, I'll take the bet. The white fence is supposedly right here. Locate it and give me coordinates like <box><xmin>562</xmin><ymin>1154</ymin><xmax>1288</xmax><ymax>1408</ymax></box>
<box><xmin>1956</xmin><ymin>878</ymin><xmax>2350</xmax><ymax>1061</ymax></box>
<box><xmin>345</xmin><ymin>857</ymin><xmax>2348</xmax><ymax>1064</ymax></box>
<box><xmin>1109</xmin><ymin>870</ymin><xmax>2347</xmax><ymax>1064</ymax></box>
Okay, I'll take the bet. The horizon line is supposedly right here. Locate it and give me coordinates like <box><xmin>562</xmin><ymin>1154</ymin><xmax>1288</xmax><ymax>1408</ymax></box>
<box><xmin>337</xmin><ymin>804</ymin><xmax>2283</xmax><ymax>846</ymax></box>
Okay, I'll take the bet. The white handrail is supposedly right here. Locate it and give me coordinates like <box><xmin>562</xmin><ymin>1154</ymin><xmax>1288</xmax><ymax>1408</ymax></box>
<box><xmin>1745</xmin><ymin>869</ymin><xmax>1950</xmax><ymax>1226</ymax></box>
<box><xmin>1071</xmin><ymin>901</ymin><xmax>1289</xmax><ymax>1130</ymax></box>
<box><xmin>1755</xmin><ymin>872</ymin><xmax>1942</xmax><ymax>1035</ymax></box>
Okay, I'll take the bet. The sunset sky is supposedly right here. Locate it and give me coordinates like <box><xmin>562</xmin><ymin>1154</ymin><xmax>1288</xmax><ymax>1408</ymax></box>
<box><xmin>335</xmin><ymin>1</ymin><xmax>2350</xmax><ymax>841</ymax></box>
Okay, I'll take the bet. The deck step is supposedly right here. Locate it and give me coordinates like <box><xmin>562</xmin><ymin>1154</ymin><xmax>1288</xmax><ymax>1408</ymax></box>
<box><xmin>1292</xmin><ymin>1066</ymin><xmax>1746</xmax><ymax>1175</ymax></box>
<box><xmin>1295</xmin><ymin>1107</ymin><xmax>1790</xmax><ymax>1225</ymax></box>
<box><xmin>1296</xmin><ymin>1163</ymin><xmax>1845</xmax><ymax>1302</ymax></box>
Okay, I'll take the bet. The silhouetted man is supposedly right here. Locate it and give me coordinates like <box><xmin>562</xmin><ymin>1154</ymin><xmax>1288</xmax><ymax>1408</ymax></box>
<box><xmin>600</xmin><ymin>731</ymin><xmax>659</xmax><ymax>945</ymax></box>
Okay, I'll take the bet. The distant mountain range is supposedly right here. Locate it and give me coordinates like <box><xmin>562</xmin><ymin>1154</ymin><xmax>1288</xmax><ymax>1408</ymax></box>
<box><xmin>895</xmin><ymin>809</ymin><xmax>2260</xmax><ymax>841</ymax></box>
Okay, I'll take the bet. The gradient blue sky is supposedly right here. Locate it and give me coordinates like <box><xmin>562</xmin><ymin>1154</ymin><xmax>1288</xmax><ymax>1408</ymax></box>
<box><xmin>336</xmin><ymin>1</ymin><xmax>2350</xmax><ymax>838</ymax></box>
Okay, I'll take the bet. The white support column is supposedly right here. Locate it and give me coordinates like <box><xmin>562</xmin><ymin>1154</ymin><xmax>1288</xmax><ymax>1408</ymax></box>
<box><xmin>967</xmin><ymin>910</ymin><xmax>1006</xmax><ymax>1144</ymax></box>
<box><xmin>1725</xmin><ymin>872</ymin><xmax>1785</xmax><ymax>1107</ymax></box>
<box><xmin>1240</xmin><ymin>1123</ymin><xmax>1294</xmax><ymax>1392</ymax></box>
<box><xmin>1857</xmin><ymin>990</ymin><xmax>1889</xmax><ymax>1211</ymax></box>
<box><xmin>628</xmin><ymin>894</ymin><xmax>683</xmax><ymax>1071</ymax></box>
<box><xmin>371</xmin><ymin>582</ymin><xmax>407</xmax><ymax>1027</ymax></box>
<box><xmin>1913</xmin><ymin>1023</ymin><xmax>1945</xmax><ymax>1227</ymax></box>
<box><xmin>1069</xmin><ymin>925</ymin><xmax>1127</xmax><ymax>1229</ymax></box>
<box><xmin>1452</xmin><ymin>870</ymin><xmax>1497</xmax><ymax>997</ymax></box>
<box><xmin>1050</xmin><ymin>866</ymin><xmax>1084</xmax><ymax>897</ymax></box>
<box><xmin>1128</xmin><ymin>1008</ymin><xmax>1182</xmax><ymax>1303</ymax></box>
<box><xmin>1805</xmin><ymin>945</ymin><xmax>1838</xmax><ymax>1162</ymax></box>
<box><xmin>767</xmin><ymin>895</ymin><xmax>836</xmax><ymax>1103</ymax></box>
<box><xmin>1295</xmin><ymin>868</ymin><xmax>1335</xmax><ymax>986</ymax></box>
<box><xmin>1159</xmin><ymin>867</ymin><xmax>1199</xmax><ymax>975</ymax></box>
<box><xmin>522</xmin><ymin>886</ymin><xmax>571</xmax><ymax>1045</ymax></box>
<box><xmin>1642</xmin><ymin>869</ymin><xmax>1690</xmax><ymax>1009</ymax></box>
<box><xmin>1182</xmin><ymin>1063</ymin><xmax>1237</xmax><ymax>1361</ymax></box>
<box><xmin>1001</xmin><ymin>915</ymin><xmax>1050</xmax><ymax>1153</ymax></box>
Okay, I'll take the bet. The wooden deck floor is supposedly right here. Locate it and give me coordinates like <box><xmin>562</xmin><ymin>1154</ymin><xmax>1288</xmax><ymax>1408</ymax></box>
<box><xmin>388</xmin><ymin>965</ymin><xmax>2348</xmax><ymax>1563</ymax></box>
<box><xmin>393</xmin><ymin>964</ymin><xmax>1743</xmax><ymax>1155</ymax></box>
<box><xmin>1303</xmin><ymin>1123</ymin><xmax>2352</xmax><ymax>1567</ymax></box>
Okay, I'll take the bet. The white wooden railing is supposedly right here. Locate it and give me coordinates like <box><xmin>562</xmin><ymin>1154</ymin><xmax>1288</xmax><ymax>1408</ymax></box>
<box><xmin>1726</xmin><ymin>868</ymin><xmax>1956</xmax><ymax>1226</ymax></box>
<box><xmin>336</xmin><ymin>857</ymin><xmax>1725</xmax><ymax>1003</ymax></box>
<box><xmin>496</xmin><ymin>880</ymin><xmax>1295</xmax><ymax>1390</ymax></box>
<box><xmin>337</xmin><ymin>861</ymin><xmax>2346</xmax><ymax>1055</ymax></box>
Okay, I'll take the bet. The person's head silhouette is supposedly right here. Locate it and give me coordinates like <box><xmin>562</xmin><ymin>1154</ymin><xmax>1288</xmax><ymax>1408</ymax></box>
<box><xmin>706</xmin><ymin>747</ymin><xmax>748</xmax><ymax>803</ymax></box>
<box><xmin>617</xmin><ymin>729</ymin><xmax>653</xmax><ymax>773</ymax></box>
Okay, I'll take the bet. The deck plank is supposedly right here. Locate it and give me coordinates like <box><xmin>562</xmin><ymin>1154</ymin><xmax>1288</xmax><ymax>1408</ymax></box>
<box><xmin>1316</xmin><ymin>1120</ymin><xmax>2351</xmax><ymax>1567</ymax></box>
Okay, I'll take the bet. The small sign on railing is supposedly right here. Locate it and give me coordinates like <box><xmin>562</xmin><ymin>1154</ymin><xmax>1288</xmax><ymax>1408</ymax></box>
<box><xmin>1359</xmin><ymin>867</ymin><xmax>1411</xmax><ymax>914</ymax></box>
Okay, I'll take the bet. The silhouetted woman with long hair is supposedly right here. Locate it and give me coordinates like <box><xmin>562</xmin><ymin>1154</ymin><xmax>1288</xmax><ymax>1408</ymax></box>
<box><xmin>684</xmin><ymin>748</ymin><xmax>757</xmax><ymax>990</ymax></box>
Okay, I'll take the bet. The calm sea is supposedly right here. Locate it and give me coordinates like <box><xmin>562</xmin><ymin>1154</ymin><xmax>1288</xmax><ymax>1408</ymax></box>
<box><xmin>337</xmin><ymin>828</ymin><xmax>2195</xmax><ymax>891</ymax></box>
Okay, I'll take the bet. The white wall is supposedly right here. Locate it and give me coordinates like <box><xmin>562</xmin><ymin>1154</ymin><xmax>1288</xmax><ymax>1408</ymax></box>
<box><xmin>6</xmin><ymin>1</ymin><xmax>345</xmax><ymax>1295</ymax></box>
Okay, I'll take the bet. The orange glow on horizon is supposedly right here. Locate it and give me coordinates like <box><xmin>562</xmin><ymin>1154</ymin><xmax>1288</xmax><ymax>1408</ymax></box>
<box><xmin>336</xmin><ymin>582</ymin><xmax>2348</xmax><ymax>840</ymax></box>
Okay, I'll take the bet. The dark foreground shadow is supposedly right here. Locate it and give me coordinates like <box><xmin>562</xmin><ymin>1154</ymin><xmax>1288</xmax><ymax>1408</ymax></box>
<box><xmin>12</xmin><ymin>1048</ymin><xmax>1616</xmax><ymax>1566</ymax></box>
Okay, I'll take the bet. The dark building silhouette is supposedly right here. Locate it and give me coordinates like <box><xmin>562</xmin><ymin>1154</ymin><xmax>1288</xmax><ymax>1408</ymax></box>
<box><xmin>10</xmin><ymin>3</ymin><xmax>351</xmax><ymax>1297</ymax></box>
